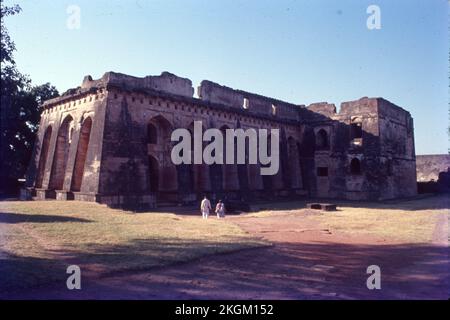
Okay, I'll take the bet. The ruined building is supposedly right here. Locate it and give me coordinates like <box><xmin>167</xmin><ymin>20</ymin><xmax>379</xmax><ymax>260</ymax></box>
<box><xmin>22</xmin><ymin>71</ymin><xmax>417</xmax><ymax>208</ymax></box>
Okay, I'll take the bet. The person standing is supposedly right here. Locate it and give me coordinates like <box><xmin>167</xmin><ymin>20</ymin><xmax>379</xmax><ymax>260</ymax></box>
<box><xmin>200</xmin><ymin>195</ymin><xmax>211</xmax><ymax>219</ymax></box>
<box><xmin>215</xmin><ymin>200</ymin><xmax>226</xmax><ymax>218</ymax></box>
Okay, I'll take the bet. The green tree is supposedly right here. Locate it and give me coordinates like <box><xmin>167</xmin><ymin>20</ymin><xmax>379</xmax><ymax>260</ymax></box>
<box><xmin>1</xmin><ymin>1</ymin><xmax>59</xmax><ymax>194</ymax></box>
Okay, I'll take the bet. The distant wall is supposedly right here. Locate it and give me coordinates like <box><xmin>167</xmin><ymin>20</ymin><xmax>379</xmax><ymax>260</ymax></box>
<box><xmin>416</xmin><ymin>154</ymin><xmax>450</xmax><ymax>182</ymax></box>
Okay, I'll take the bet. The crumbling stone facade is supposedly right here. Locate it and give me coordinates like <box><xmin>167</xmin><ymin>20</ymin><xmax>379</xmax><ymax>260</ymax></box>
<box><xmin>22</xmin><ymin>71</ymin><xmax>417</xmax><ymax>208</ymax></box>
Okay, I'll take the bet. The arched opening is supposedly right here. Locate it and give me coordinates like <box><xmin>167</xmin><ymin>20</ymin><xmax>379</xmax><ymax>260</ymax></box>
<box><xmin>187</xmin><ymin>122</ymin><xmax>210</xmax><ymax>194</ymax></box>
<box><xmin>71</xmin><ymin>117</ymin><xmax>92</xmax><ymax>192</ymax></box>
<box><xmin>147</xmin><ymin>123</ymin><xmax>157</xmax><ymax>144</ymax></box>
<box><xmin>350</xmin><ymin>122</ymin><xmax>362</xmax><ymax>139</ymax></box>
<box><xmin>350</xmin><ymin>121</ymin><xmax>363</xmax><ymax>147</ymax></box>
<box><xmin>148</xmin><ymin>115</ymin><xmax>172</xmax><ymax>145</ymax></box>
<box><xmin>148</xmin><ymin>155</ymin><xmax>159</xmax><ymax>192</ymax></box>
<box><xmin>317</xmin><ymin>167</ymin><xmax>329</xmax><ymax>176</ymax></box>
<box><xmin>49</xmin><ymin>115</ymin><xmax>74</xmax><ymax>190</ymax></box>
<box><xmin>316</xmin><ymin>129</ymin><xmax>328</xmax><ymax>150</ymax></box>
<box><xmin>175</xmin><ymin>126</ymin><xmax>194</xmax><ymax>194</ymax></box>
<box><xmin>176</xmin><ymin>162</ymin><xmax>194</xmax><ymax>193</ymax></box>
<box><xmin>148</xmin><ymin>115</ymin><xmax>177</xmax><ymax>193</ymax></box>
<box><xmin>298</xmin><ymin>128</ymin><xmax>316</xmax><ymax>194</ymax></box>
<box><xmin>35</xmin><ymin>126</ymin><xmax>53</xmax><ymax>188</ymax></box>
<box><xmin>350</xmin><ymin>158</ymin><xmax>362</xmax><ymax>175</ymax></box>
<box><xmin>209</xmin><ymin>126</ymin><xmax>223</xmax><ymax>194</ymax></box>
<box><xmin>219</xmin><ymin>125</ymin><xmax>240</xmax><ymax>192</ymax></box>
<box><xmin>287</xmin><ymin>137</ymin><xmax>301</xmax><ymax>188</ymax></box>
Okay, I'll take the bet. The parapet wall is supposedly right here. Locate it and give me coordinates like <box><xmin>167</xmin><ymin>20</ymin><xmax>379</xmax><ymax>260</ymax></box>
<box><xmin>42</xmin><ymin>71</ymin><xmax>410</xmax><ymax>125</ymax></box>
<box><xmin>339</xmin><ymin>97</ymin><xmax>378</xmax><ymax>115</ymax></box>
<box><xmin>44</xmin><ymin>72</ymin><xmax>302</xmax><ymax>120</ymax></box>
<box><xmin>198</xmin><ymin>80</ymin><xmax>301</xmax><ymax>120</ymax></box>
<box><xmin>305</xmin><ymin>97</ymin><xmax>412</xmax><ymax>125</ymax></box>
<box><xmin>306</xmin><ymin>102</ymin><xmax>337</xmax><ymax>119</ymax></box>
<box><xmin>83</xmin><ymin>71</ymin><xmax>195</xmax><ymax>98</ymax></box>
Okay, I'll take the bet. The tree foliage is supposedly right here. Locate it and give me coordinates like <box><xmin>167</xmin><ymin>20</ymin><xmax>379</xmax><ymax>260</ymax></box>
<box><xmin>1</xmin><ymin>1</ymin><xmax>59</xmax><ymax>193</ymax></box>
<box><xmin>1</xmin><ymin>1</ymin><xmax>21</xmax><ymax>64</ymax></box>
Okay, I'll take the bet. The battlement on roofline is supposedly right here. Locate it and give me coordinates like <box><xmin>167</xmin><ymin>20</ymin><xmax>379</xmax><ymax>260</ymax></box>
<box><xmin>42</xmin><ymin>71</ymin><xmax>411</xmax><ymax>121</ymax></box>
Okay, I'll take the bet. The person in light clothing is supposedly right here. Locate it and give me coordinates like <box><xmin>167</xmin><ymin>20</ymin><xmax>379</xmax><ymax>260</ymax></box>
<box><xmin>215</xmin><ymin>200</ymin><xmax>226</xmax><ymax>218</ymax></box>
<box><xmin>200</xmin><ymin>195</ymin><xmax>212</xmax><ymax>219</ymax></box>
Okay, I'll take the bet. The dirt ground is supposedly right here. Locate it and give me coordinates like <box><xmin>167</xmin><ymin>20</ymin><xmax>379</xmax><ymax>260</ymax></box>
<box><xmin>1</xmin><ymin>195</ymin><xmax>449</xmax><ymax>300</ymax></box>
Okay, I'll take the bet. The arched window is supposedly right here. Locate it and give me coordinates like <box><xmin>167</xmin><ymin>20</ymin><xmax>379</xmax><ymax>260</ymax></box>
<box><xmin>350</xmin><ymin>120</ymin><xmax>363</xmax><ymax>147</ymax></box>
<box><xmin>147</xmin><ymin>123</ymin><xmax>157</xmax><ymax>144</ymax></box>
<box><xmin>350</xmin><ymin>122</ymin><xmax>362</xmax><ymax>139</ymax></box>
<box><xmin>316</xmin><ymin>129</ymin><xmax>328</xmax><ymax>149</ymax></box>
<box><xmin>350</xmin><ymin>158</ymin><xmax>362</xmax><ymax>175</ymax></box>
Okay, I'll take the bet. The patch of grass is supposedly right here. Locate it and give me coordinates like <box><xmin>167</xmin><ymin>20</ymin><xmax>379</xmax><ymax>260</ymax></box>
<box><xmin>0</xmin><ymin>201</ymin><xmax>267</xmax><ymax>290</ymax></box>
<box><xmin>247</xmin><ymin>195</ymin><xmax>449</xmax><ymax>243</ymax></box>
<box><xmin>309</xmin><ymin>196</ymin><xmax>448</xmax><ymax>243</ymax></box>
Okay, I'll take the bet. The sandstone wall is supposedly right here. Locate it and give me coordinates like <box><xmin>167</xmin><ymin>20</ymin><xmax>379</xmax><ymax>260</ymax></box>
<box><xmin>23</xmin><ymin>71</ymin><xmax>419</xmax><ymax>207</ymax></box>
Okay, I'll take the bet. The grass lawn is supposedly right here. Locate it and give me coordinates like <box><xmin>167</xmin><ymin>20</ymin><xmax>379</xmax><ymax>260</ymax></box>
<box><xmin>1</xmin><ymin>195</ymin><xmax>447</xmax><ymax>292</ymax></box>
<box><xmin>247</xmin><ymin>195</ymin><xmax>449</xmax><ymax>243</ymax></box>
<box><xmin>307</xmin><ymin>195</ymin><xmax>449</xmax><ymax>243</ymax></box>
<box><xmin>0</xmin><ymin>201</ymin><xmax>267</xmax><ymax>291</ymax></box>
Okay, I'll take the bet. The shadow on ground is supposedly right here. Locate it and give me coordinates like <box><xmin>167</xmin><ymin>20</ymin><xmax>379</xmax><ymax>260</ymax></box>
<box><xmin>0</xmin><ymin>212</ymin><xmax>92</xmax><ymax>224</ymax></box>
<box><xmin>250</xmin><ymin>194</ymin><xmax>450</xmax><ymax>212</ymax></box>
<box><xmin>1</xmin><ymin>238</ymin><xmax>448</xmax><ymax>299</ymax></box>
<box><xmin>143</xmin><ymin>194</ymin><xmax>450</xmax><ymax>216</ymax></box>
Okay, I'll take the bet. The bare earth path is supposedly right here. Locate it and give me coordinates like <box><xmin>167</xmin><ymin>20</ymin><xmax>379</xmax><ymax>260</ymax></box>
<box><xmin>3</xmin><ymin>207</ymin><xmax>448</xmax><ymax>300</ymax></box>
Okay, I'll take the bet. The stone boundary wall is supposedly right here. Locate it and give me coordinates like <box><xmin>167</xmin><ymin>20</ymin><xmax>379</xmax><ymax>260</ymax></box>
<box><xmin>416</xmin><ymin>154</ymin><xmax>450</xmax><ymax>182</ymax></box>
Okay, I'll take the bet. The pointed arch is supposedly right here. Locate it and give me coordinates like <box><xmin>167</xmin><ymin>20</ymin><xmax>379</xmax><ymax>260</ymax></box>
<box><xmin>148</xmin><ymin>115</ymin><xmax>173</xmax><ymax>144</ymax></box>
<box><xmin>147</xmin><ymin>123</ymin><xmax>157</xmax><ymax>144</ymax></box>
<box><xmin>316</xmin><ymin>129</ymin><xmax>329</xmax><ymax>150</ymax></box>
<box><xmin>219</xmin><ymin>125</ymin><xmax>240</xmax><ymax>191</ymax></box>
<box><xmin>187</xmin><ymin>121</ymin><xmax>210</xmax><ymax>193</ymax></box>
<box><xmin>71</xmin><ymin>117</ymin><xmax>93</xmax><ymax>191</ymax></box>
<box><xmin>147</xmin><ymin>115</ymin><xmax>177</xmax><ymax>192</ymax></box>
<box><xmin>49</xmin><ymin>115</ymin><xmax>74</xmax><ymax>190</ymax></box>
<box><xmin>35</xmin><ymin>125</ymin><xmax>53</xmax><ymax>188</ymax></box>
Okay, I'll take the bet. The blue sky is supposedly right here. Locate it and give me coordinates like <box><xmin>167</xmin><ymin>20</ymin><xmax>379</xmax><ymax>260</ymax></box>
<box><xmin>5</xmin><ymin>0</ymin><xmax>448</xmax><ymax>154</ymax></box>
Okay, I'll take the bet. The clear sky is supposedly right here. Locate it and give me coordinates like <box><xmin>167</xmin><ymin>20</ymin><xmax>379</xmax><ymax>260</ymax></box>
<box><xmin>4</xmin><ymin>0</ymin><xmax>448</xmax><ymax>154</ymax></box>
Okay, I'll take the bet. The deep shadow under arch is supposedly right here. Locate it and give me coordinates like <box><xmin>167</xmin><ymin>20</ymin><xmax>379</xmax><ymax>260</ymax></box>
<box><xmin>71</xmin><ymin>117</ymin><xmax>93</xmax><ymax>192</ymax></box>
